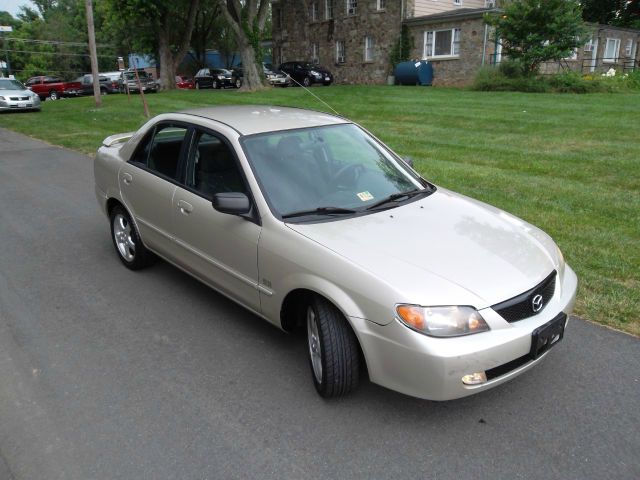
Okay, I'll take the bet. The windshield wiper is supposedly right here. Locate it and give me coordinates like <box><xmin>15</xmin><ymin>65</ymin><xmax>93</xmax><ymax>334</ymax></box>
<box><xmin>365</xmin><ymin>189</ymin><xmax>430</xmax><ymax>211</ymax></box>
<box><xmin>281</xmin><ymin>207</ymin><xmax>358</xmax><ymax>219</ymax></box>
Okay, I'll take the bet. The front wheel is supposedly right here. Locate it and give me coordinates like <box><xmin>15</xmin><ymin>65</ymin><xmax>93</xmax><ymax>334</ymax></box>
<box><xmin>302</xmin><ymin>77</ymin><xmax>311</xmax><ymax>87</ymax></box>
<box><xmin>306</xmin><ymin>296</ymin><xmax>360</xmax><ymax>398</ymax></box>
<box><xmin>109</xmin><ymin>205</ymin><xmax>154</xmax><ymax>270</ymax></box>
<box><xmin>212</xmin><ymin>80</ymin><xmax>219</xmax><ymax>89</ymax></box>
<box><xmin>195</xmin><ymin>81</ymin><xmax>200</xmax><ymax>90</ymax></box>
<box><xmin>235</xmin><ymin>78</ymin><xmax>242</xmax><ymax>89</ymax></box>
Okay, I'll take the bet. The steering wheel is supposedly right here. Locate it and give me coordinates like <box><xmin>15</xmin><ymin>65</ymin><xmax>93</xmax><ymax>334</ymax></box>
<box><xmin>332</xmin><ymin>163</ymin><xmax>364</xmax><ymax>187</ymax></box>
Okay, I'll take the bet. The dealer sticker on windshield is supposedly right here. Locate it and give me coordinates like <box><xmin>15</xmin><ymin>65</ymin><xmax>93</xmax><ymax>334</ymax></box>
<box><xmin>357</xmin><ymin>191</ymin><xmax>374</xmax><ymax>201</ymax></box>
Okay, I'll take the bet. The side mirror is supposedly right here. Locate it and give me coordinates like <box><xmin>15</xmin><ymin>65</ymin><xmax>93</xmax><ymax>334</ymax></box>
<box><xmin>403</xmin><ymin>156</ymin><xmax>414</xmax><ymax>168</ymax></box>
<box><xmin>212</xmin><ymin>192</ymin><xmax>251</xmax><ymax>216</ymax></box>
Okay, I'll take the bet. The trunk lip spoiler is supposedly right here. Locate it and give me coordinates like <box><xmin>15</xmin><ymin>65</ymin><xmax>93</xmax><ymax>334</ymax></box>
<box><xmin>102</xmin><ymin>131</ymin><xmax>135</xmax><ymax>147</ymax></box>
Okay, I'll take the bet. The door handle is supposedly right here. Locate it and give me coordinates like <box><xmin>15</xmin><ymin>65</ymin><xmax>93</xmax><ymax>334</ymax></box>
<box><xmin>121</xmin><ymin>172</ymin><xmax>133</xmax><ymax>185</ymax></box>
<box><xmin>177</xmin><ymin>200</ymin><xmax>193</xmax><ymax>215</ymax></box>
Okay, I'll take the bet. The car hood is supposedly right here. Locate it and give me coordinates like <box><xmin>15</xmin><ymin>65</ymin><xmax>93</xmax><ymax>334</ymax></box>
<box><xmin>285</xmin><ymin>188</ymin><xmax>560</xmax><ymax>309</ymax></box>
<box><xmin>0</xmin><ymin>88</ymin><xmax>35</xmax><ymax>97</ymax></box>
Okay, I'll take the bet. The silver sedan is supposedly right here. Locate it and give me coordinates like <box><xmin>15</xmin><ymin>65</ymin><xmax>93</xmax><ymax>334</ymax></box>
<box><xmin>0</xmin><ymin>78</ymin><xmax>41</xmax><ymax>112</ymax></box>
<box><xmin>94</xmin><ymin>106</ymin><xmax>577</xmax><ymax>400</ymax></box>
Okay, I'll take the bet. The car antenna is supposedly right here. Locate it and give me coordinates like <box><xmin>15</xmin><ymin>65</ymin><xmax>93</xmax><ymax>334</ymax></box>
<box><xmin>283</xmin><ymin>73</ymin><xmax>341</xmax><ymax>117</ymax></box>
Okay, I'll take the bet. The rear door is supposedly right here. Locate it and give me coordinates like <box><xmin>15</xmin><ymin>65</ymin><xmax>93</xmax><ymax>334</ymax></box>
<box><xmin>170</xmin><ymin>127</ymin><xmax>262</xmax><ymax>312</ymax></box>
<box><xmin>119</xmin><ymin>123</ymin><xmax>189</xmax><ymax>257</ymax></box>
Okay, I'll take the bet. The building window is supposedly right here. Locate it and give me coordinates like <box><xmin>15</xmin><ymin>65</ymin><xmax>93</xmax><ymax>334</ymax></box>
<box><xmin>454</xmin><ymin>0</ymin><xmax>462</xmax><ymax>5</ymax></box>
<box><xmin>376</xmin><ymin>0</ymin><xmax>386</xmax><ymax>10</ymax></box>
<box><xmin>364</xmin><ymin>36</ymin><xmax>375</xmax><ymax>61</ymax></box>
<box><xmin>485</xmin><ymin>0</ymin><xmax>496</xmax><ymax>7</ymax></box>
<box><xmin>325</xmin><ymin>0</ymin><xmax>333</xmax><ymax>20</ymax></box>
<box><xmin>312</xmin><ymin>43</ymin><xmax>319</xmax><ymax>64</ymax></box>
<box><xmin>584</xmin><ymin>37</ymin><xmax>594</xmax><ymax>53</ymax></box>
<box><xmin>423</xmin><ymin>28</ymin><xmax>461</xmax><ymax>58</ymax></box>
<box><xmin>336</xmin><ymin>40</ymin><xmax>345</xmax><ymax>63</ymax></box>
<box><xmin>310</xmin><ymin>2</ymin><xmax>318</xmax><ymax>22</ymax></box>
<box><xmin>603</xmin><ymin>38</ymin><xmax>620</xmax><ymax>62</ymax></box>
<box><xmin>347</xmin><ymin>0</ymin><xmax>357</xmax><ymax>16</ymax></box>
<box><xmin>624</xmin><ymin>38</ymin><xmax>633</xmax><ymax>57</ymax></box>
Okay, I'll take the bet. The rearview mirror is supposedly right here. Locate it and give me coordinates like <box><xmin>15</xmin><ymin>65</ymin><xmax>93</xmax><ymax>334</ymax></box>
<box><xmin>212</xmin><ymin>192</ymin><xmax>251</xmax><ymax>216</ymax></box>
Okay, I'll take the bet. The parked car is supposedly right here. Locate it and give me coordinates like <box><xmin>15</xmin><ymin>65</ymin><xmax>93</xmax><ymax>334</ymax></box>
<box><xmin>278</xmin><ymin>61</ymin><xmax>333</xmax><ymax>87</ymax></box>
<box><xmin>175</xmin><ymin>75</ymin><xmax>194</xmax><ymax>89</ymax></box>
<box><xmin>24</xmin><ymin>76</ymin><xmax>82</xmax><ymax>100</ymax></box>
<box><xmin>119</xmin><ymin>70</ymin><xmax>158</xmax><ymax>94</ymax></box>
<box><xmin>232</xmin><ymin>62</ymin><xmax>290</xmax><ymax>87</ymax></box>
<box><xmin>75</xmin><ymin>74</ymin><xmax>120</xmax><ymax>95</ymax></box>
<box><xmin>194</xmin><ymin>68</ymin><xmax>239</xmax><ymax>89</ymax></box>
<box><xmin>0</xmin><ymin>78</ymin><xmax>41</xmax><ymax>112</ymax></box>
<box><xmin>94</xmin><ymin>106</ymin><xmax>577</xmax><ymax>401</ymax></box>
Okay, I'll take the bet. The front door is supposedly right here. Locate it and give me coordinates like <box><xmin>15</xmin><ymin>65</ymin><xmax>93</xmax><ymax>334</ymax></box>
<box><xmin>171</xmin><ymin>129</ymin><xmax>262</xmax><ymax>312</ymax></box>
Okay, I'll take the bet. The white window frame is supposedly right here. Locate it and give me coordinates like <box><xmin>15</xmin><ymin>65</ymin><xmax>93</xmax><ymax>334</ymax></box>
<box><xmin>364</xmin><ymin>36</ymin><xmax>375</xmax><ymax>62</ymax></box>
<box><xmin>310</xmin><ymin>2</ymin><xmax>318</xmax><ymax>22</ymax></box>
<box><xmin>584</xmin><ymin>37</ymin><xmax>594</xmax><ymax>53</ymax></box>
<box><xmin>485</xmin><ymin>0</ymin><xmax>496</xmax><ymax>7</ymax></box>
<box><xmin>603</xmin><ymin>38</ymin><xmax>620</xmax><ymax>63</ymax></box>
<box><xmin>311</xmin><ymin>43</ymin><xmax>320</xmax><ymax>64</ymax></box>
<box><xmin>423</xmin><ymin>28</ymin><xmax>461</xmax><ymax>59</ymax></box>
<box><xmin>376</xmin><ymin>0</ymin><xmax>386</xmax><ymax>10</ymax></box>
<box><xmin>454</xmin><ymin>0</ymin><xmax>462</xmax><ymax>6</ymax></box>
<box><xmin>347</xmin><ymin>0</ymin><xmax>357</xmax><ymax>16</ymax></box>
<box><xmin>325</xmin><ymin>0</ymin><xmax>333</xmax><ymax>20</ymax></box>
<box><xmin>624</xmin><ymin>38</ymin><xmax>633</xmax><ymax>57</ymax></box>
<box><xmin>336</xmin><ymin>40</ymin><xmax>345</xmax><ymax>63</ymax></box>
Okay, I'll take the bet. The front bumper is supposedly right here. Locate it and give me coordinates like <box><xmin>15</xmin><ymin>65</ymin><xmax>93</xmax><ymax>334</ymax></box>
<box><xmin>353</xmin><ymin>265</ymin><xmax>578</xmax><ymax>401</ymax></box>
<box><xmin>268</xmin><ymin>76</ymin><xmax>289</xmax><ymax>86</ymax></box>
<box><xmin>0</xmin><ymin>96</ymin><xmax>41</xmax><ymax>111</ymax></box>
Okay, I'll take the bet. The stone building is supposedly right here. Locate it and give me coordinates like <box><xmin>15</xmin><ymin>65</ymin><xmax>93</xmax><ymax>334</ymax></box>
<box><xmin>271</xmin><ymin>0</ymin><xmax>640</xmax><ymax>86</ymax></box>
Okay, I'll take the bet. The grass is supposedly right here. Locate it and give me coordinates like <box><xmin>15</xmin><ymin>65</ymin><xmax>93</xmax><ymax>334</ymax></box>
<box><xmin>1</xmin><ymin>86</ymin><xmax>638</xmax><ymax>335</ymax></box>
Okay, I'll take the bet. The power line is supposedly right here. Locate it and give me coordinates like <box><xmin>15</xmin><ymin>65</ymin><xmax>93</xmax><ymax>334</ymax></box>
<box><xmin>6</xmin><ymin>48</ymin><xmax>116</xmax><ymax>58</ymax></box>
<box><xmin>5</xmin><ymin>37</ymin><xmax>116</xmax><ymax>48</ymax></box>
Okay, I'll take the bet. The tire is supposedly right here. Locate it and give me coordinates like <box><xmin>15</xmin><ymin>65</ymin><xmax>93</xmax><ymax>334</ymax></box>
<box><xmin>306</xmin><ymin>296</ymin><xmax>360</xmax><ymax>398</ymax></box>
<box><xmin>100</xmin><ymin>88</ymin><xmax>108</xmax><ymax>95</ymax></box>
<box><xmin>235</xmin><ymin>78</ymin><xmax>242</xmax><ymax>89</ymax></box>
<box><xmin>195</xmin><ymin>81</ymin><xmax>200</xmax><ymax>90</ymax></box>
<box><xmin>49</xmin><ymin>90</ymin><xmax>59</xmax><ymax>100</ymax></box>
<box><xmin>109</xmin><ymin>205</ymin><xmax>153</xmax><ymax>270</ymax></box>
<box><xmin>213</xmin><ymin>80</ymin><xmax>219</xmax><ymax>89</ymax></box>
<box><xmin>302</xmin><ymin>76</ymin><xmax>311</xmax><ymax>87</ymax></box>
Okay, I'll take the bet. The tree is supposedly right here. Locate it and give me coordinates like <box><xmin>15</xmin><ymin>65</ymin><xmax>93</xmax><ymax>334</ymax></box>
<box><xmin>486</xmin><ymin>0</ymin><xmax>587</xmax><ymax>75</ymax></box>
<box><xmin>215</xmin><ymin>0</ymin><xmax>270</xmax><ymax>91</ymax></box>
<box><xmin>104</xmin><ymin>0</ymin><xmax>200</xmax><ymax>89</ymax></box>
<box><xmin>582</xmin><ymin>0</ymin><xmax>640</xmax><ymax>29</ymax></box>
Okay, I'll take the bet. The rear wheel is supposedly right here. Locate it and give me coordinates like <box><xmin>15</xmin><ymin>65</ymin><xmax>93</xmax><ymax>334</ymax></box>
<box><xmin>109</xmin><ymin>205</ymin><xmax>153</xmax><ymax>270</ymax></box>
<box><xmin>306</xmin><ymin>296</ymin><xmax>359</xmax><ymax>398</ymax></box>
<box><xmin>49</xmin><ymin>90</ymin><xmax>59</xmax><ymax>100</ymax></box>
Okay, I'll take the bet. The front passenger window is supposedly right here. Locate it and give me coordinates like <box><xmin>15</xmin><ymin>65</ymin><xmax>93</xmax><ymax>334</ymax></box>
<box><xmin>187</xmin><ymin>132</ymin><xmax>246</xmax><ymax>198</ymax></box>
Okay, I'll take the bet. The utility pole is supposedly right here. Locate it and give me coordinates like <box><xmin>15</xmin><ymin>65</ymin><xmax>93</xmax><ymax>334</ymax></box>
<box><xmin>84</xmin><ymin>0</ymin><xmax>101</xmax><ymax>107</ymax></box>
<box><xmin>0</xmin><ymin>26</ymin><xmax>13</xmax><ymax>77</ymax></box>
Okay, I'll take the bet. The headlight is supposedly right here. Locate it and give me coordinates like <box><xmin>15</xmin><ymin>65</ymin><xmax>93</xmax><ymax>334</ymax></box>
<box><xmin>555</xmin><ymin>244</ymin><xmax>566</xmax><ymax>278</ymax></box>
<box><xmin>310</xmin><ymin>70</ymin><xmax>321</xmax><ymax>76</ymax></box>
<box><xmin>396</xmin><ymin>305</ymin><xmax>489</xmax><ymax>337</ymax></box>
<box><xmin>0</xmin><ymin>96</ymin><xmax>5</xmax><ymax>100</ymax></box>
<box><xmin>217</xmin><ymin>75</ymin><xmax>225</xmax><ymax>80</ymax></box>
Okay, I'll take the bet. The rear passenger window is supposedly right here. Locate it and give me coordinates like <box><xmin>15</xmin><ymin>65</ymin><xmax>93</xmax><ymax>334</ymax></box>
<box><xmin>130</xmin><ymin>124</ymin><xmax>188</xmax><ymax>181</ymax></box>
<box><xmin>186</xmin><ymin>132</ymin><xmax>246</xmax><ymax>198</ymax></box>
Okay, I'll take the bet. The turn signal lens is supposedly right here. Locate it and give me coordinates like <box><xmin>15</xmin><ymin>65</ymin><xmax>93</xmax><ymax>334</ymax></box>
<box><xmin>396</xmin><ymin>305</ymin><xmax>489</xmax><ymax>337</ymax></box>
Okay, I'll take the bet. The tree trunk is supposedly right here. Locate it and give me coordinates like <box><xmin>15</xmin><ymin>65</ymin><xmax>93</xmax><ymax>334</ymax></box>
<box><xmin>158</xmin><ymin>36</ymin><xmax>177</xmax><ymax>90</ymax></box>
<box><xmin>238</xmin><ymin>40</ymin><xmax>265</xmax><ymax>91</ymax></box>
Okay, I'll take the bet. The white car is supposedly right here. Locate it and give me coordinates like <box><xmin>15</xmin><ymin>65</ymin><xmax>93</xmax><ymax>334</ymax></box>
<box><xmin>0</xmin><ymin>78</ymin><xmax>41</xmax><ymax>112</ymax></box>
<box><xmin>94</xmin><ymin>106</ymin><xmax>577</xmax><ymax>400</ymax></box>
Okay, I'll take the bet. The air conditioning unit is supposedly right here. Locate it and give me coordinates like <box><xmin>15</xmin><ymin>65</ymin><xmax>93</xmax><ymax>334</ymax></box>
<box><xmin>337</xmin><ymin>56</ymin><xmax>345</xmax><ymax>64</ymax></box>
<box><xmin>312</xmin><ymin>57</ymin><xmax>319</xmax><ymax>65</ymax></box>
<box><xmin>347</xmin><ymin>7</ymin><xmax>356</xmax><ymax>15</ymax></box>
<box><xmin>584</xmin><ymin>42</ymin><xmax>594</xmax><ymax>52</ymax></box>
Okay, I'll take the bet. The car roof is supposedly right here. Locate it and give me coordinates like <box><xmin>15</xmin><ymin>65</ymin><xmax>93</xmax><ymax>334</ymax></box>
<box><xmin>180</xmin><ymin>105</ymin><xmax>348</xmax><ymax>136</ymax></box>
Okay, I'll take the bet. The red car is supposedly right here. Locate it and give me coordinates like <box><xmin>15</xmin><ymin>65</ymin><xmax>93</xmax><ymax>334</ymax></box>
<box><xmin>175</xmin><ymin>75</ymin><xmax>194</xmax><ymax>89</ymax></box>
<box><xmin>25</xmin><ymin>76</ymin><xmax>82</xmax><ymax>100</ymax></box>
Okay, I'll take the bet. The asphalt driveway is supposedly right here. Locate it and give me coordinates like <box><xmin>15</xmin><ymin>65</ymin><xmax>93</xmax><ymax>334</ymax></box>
<box><xmin>0</xmin><ymin>128</ymin><xmax>638</xmax><ymax>480</ymax></box>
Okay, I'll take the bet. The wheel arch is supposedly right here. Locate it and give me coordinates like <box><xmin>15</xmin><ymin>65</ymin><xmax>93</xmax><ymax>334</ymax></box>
<box><xmin>280</xmin><ymin>287</ymin><xmax>369</xmax><ymax>376</ymax></box>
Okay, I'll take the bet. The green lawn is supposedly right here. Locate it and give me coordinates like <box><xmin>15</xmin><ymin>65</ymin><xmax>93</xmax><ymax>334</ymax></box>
<box><xmin>1</xmin><ymin>86</ymin><xmax>638</xmax><ymax>335</ymax></box>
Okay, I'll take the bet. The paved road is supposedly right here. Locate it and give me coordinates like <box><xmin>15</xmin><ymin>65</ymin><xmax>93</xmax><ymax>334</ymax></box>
<box><xmin>0</xmin><ymin>127</ymin><xmax>638</xmax><ymax>480</ymax></box>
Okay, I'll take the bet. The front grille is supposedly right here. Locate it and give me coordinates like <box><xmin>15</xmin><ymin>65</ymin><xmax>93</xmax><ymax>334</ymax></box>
<box><xmin>492</xmin><ymin>270</ymin><xmax>556</xmax><ymax>322</ymax></box>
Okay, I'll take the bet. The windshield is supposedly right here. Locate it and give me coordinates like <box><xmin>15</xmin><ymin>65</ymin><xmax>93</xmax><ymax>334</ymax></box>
<box><xmin>242</xmin><ymin>124</ymin><xmax>425</xmax><ymax>220</ymax></box>
<box><xmin>0</xmin><ymin>79</ymin><xmax>26</xmax><ymax>90</ymax></box>
<box><xmin>124</xmin><ymin>71</ymin><xmax>150</xmax><ymax>80</ymax></box>
<box><xmin>305</xmin><ymin>64</ymin><xmax>326</xmax><ymax>70</ymax></box>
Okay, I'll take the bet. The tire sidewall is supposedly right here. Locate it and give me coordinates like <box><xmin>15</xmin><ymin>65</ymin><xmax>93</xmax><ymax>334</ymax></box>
<box><xmin>109</xmin><ymin>205</ymin><xmax>149</xmax><ymax>270</ymax></box>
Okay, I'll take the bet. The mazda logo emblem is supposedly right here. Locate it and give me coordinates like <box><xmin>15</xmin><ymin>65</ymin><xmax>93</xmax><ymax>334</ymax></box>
<box><xmin>531</xmin><ymin>294</ymin><xmax>544</xmax><ymax>313</ymax></box>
